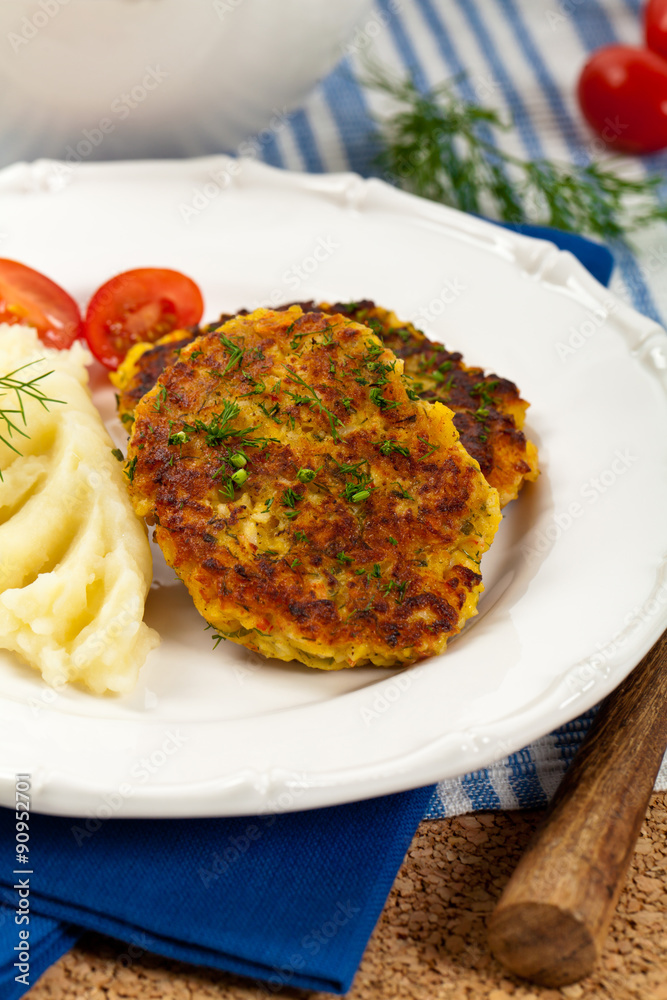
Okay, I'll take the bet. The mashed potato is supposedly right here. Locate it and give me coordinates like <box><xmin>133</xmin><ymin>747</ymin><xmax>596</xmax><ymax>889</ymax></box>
<box><xmin>0</xmin><ymin>324</ymin><xmax>159</xmax><ymax>693</ymax></box>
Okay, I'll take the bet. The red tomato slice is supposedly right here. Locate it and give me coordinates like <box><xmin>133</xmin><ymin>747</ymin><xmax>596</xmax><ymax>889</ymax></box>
<box><xmin>84</xmin><ymin>268</ymin><xmax>204</xmax><ymax>370</ymax></box>
<box><xmin>0</xmin><ymin>259</ymin><xmax>83</xmax><ymax>349</ymax></box>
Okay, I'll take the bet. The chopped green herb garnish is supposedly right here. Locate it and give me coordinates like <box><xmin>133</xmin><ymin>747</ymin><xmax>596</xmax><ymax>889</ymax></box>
<box><xmin>219</xmin><ymin>334</ymin><xmax>244</xmax><ymax>373</ymax></box>
<box><xmin>417</xmin><ymin>437</ymin><xmax>439</xmax><ymax>461</ymax></box>
<box><xmin>125</xmin><ymin>455</ymin><xmax>138</xmax><ymax>482</ymax></box>
<box><xmin>282</xmin><ymin>488</ymin><xmax>302</xmax><ymax>508</ymax></box>
<box><xmin>258</xmin><ymin>401</ymin><xmax>282</xmax><ymax>424</ymax></box>
<box><xmin>111</xmin><ymin>448</ymin><xmax>123</xmax><ymax>461</ymax></box>
<box><xmin>284</xmin><ymin>365</ymin><xmax>343</xmax><ymax>442</ymax></box>
<box><xmin>379</xmin><ymin>440</ymin><xmax>410</xmax><ymax>457</ymax></box>
<box><xmin>392</xmin><ymin>481</ymin><xmax>414</xmax><ymax>501</ymax></box>
<box><xmin>369</xmin><ymin>387</ymin><xmax>399</xmax><ymax>410</ymax></box>
<box><xmin>153</xmin><ymin>385</ymin><xmax>167</xmax><ymax>412</ymax></box>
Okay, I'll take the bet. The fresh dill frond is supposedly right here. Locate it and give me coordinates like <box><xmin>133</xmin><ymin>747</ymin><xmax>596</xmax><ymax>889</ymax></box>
<box><xmin>0</xmin><ymin>361</ymin><xmax>65</xmax><ymax>480</ymax></box>
<box><xmin>366</xmin><ymin>65</ymin><xmax>667</xmax><ymax>241</ymax></box>
<box><xmin>283</xmin><ymin>365</ymin><xmax>343</xmax><ymax>442</ymax></box>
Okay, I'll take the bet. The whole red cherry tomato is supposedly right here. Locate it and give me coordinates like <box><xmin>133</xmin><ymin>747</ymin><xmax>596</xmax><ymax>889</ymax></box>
<box><xmin>577</xmin><ymin>45</ymin><xmax>667</xmax><ymax>154</ymax></box>
<box><xmin>0</xmin><ymin>259</ymin><xmax>83</xmax><ymax>349</ymax></box>
<box><xmin>645</xmin><ymin>0</ymin><xmax>667</xmax><ymax>60</ymax></box>
<box><xmin>84</xmin><ymin>268</ymin><xmax>204</xmax><ymax>370</ymax></box>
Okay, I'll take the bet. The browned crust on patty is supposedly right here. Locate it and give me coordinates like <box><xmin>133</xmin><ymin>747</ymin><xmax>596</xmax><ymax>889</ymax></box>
<box><xmin>125</xmin><ymin>307</ymin><xmax>500</xmax><ymax>669</ymax></box>
<box><xmin>115</xmin><ymin>300</ymin><xmax>538</xmax><ymax>507</ymax></box>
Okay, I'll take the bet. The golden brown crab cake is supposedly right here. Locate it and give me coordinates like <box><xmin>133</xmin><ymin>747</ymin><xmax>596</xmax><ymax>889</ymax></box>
<box><xmin>126</xmin><ymin>306</ymin><xmax>501</xmax><ymax>670</ymax></box>
<box><xmin>111</xmin><ymin>329</ymin><xmax>198</xmax><ymax>429</ymax></box>
<box><xmin>111</xmin><ymin>303</ymin><xmax>538</xmax><ymax>508</ymax></box>
<box><xmin>317</xmin><ymin>301</ymin><xmax>539</xmax><ymax>508</ymax></box>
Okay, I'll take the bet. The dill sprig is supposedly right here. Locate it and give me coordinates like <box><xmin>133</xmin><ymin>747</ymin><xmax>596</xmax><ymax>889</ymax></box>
<box><xmin>0</xmin><ymin>361</ymin><xmax>64</xmax><ymax>480</ymax></box>
<box><xmin>366</xmin><ymin>66</ymin><xmax>667</xmax><ymax>241</ymax></box>
<box><xmin>283</xmin><ymin>365</ymin><xmax>343</xmax><ymax>442</ymax></box>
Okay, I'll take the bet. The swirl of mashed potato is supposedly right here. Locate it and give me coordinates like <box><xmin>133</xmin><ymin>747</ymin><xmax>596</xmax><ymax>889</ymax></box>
<box><xmin>0</xmin><ymin>324</ymin><xmax>159</xmax><ymax>694</ymax></box>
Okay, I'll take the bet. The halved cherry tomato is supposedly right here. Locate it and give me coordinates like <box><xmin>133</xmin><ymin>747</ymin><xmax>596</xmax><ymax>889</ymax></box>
<box><xmin>0</xmin><ymin>259</ymin><xmax>83</xmax><ymax>349</ymax></box>
<box><xmin>577</xmin><ymin>45</ymin><xmax>667</xmax><ymax>154</ymax></box>
<box><xmin>645</xmin><ymin>0</ymin><xmax>667</xmax><ymax>60</ymax></box>
<box><xmin>84</xmin><ymin>268</ymin><xmax>204</xmax><ymax>370</ymax></box>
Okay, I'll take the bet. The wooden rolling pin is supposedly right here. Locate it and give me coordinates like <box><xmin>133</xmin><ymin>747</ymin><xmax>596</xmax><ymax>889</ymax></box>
<box><xmin>487</xmin><ymin>628</ymin><xmax>667</xmax><ymax>987</ymax></box>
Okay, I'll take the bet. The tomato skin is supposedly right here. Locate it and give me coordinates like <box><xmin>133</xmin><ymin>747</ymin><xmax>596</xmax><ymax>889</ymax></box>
<box><xmin>84</xmin><ymin>268</ymin><xmax>204</xmax><ymax>370</ymax></box>
<box><xmin>577</xmin><ymin>45</ymin><xmax>667</xmax><ymax>154</ymax></box>
<box><xmin>645</xmin><ymin>0</ymin><xmax>667</xmax><ymax>60</ymax></box>
<box><xmin>0</xmin><ymin>259</ymin><xmax>83</xmax><ymax>349</ymax></box>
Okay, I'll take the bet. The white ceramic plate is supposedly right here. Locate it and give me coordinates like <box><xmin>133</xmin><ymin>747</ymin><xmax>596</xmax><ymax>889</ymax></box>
<box><xmin>0</xmin><ymin>157</ymin><xmax>666</xmax><ymax>818</ymax></box>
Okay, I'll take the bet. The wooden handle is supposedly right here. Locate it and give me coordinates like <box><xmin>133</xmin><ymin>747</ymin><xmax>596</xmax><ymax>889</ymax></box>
<box><xmin>487</xmin><ymin>628</ymin><xmax>667</xmax><ymax>987</ymax></box>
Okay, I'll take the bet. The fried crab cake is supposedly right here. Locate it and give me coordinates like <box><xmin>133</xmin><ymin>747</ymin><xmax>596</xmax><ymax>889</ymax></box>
<box><xmin>126</xmin><ymin>306</ymin><xmax>501</xmax><ymax>670</ymax></box>
<box><xmin>113</xmin><ymin>302</ymin><xmax>537</xmax><ymax>507</ymax></box>
<box><xmin>316</xmin><ymin>301</ymin><xmax>539</xmax><ymax>507</ymax></box>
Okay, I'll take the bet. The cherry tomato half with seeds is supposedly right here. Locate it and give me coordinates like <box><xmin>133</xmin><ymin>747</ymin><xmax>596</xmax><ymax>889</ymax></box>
<box><xmin>84</xmin><ymin>267</ymin><xmax>204</xmax><ymax>370</ymax></box>
<box><xmin>577</xmin><ymin>45</ymin><xmax>667</xmax><ymax>154</ymax></box>
<box><xmin>0</xmin><ymin>258</ymin><xmax>83</xmax><ymax>349</ymax></box>
<box><xmin>645</xmin><ymin>0</ymin><xmax>667</xmax><ymax>60</ymax></box>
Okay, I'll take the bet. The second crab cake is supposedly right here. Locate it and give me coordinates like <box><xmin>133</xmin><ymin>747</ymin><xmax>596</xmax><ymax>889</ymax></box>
<box><xmin>126</xmin><ymin>306</ymin><xmax>501</xmax><ymax>670</ymax></box>
<box><xmin>318</xmin><ymin>301</ymin><xmax>539</xmax><ymax>508</ymax></box>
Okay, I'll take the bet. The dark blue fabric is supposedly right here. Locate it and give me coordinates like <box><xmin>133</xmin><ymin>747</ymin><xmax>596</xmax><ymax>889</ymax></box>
<box><xmin>0</xmin><ymin>787</ymin><xmax>432</xmax><ymax>995</ymax></box>
<box><xmin>0</xmin><ymin>228</ymin><xmax>614</xmax><ymax>999</ymax></box>
<box><xmin>0</xmin><ymin>900</ymin><xmax>78</xmax><ymax>1000</ymax></box>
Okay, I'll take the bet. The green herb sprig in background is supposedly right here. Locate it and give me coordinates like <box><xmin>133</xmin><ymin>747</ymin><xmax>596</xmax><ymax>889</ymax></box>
<box><xmin>367</xmin><ymin>66</ymin><xmax>667</xmax><ymax>242</ymax></box>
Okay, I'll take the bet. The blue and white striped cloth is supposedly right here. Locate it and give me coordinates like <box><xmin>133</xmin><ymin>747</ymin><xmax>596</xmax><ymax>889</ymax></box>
<box><xmin>252</xmin><ymin>0</ymin><xmax>667</xmax><ymax>817</ymax></box>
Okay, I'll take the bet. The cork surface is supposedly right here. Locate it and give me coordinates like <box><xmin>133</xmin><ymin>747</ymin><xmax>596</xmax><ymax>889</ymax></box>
<box><xmin>26</xmin><ymin>792</ymin><xmax>667</xmax><ymax>1000</ymax></box>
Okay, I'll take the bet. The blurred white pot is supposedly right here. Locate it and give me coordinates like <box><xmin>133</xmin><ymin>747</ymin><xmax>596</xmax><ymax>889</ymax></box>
<box><xmin>0</xmin><ymin>0</ymin><xmax>373</xmax><ymax>166</ymax></box>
